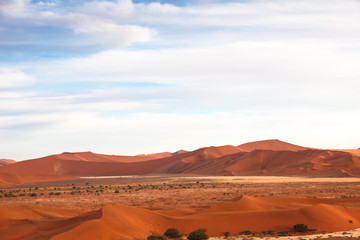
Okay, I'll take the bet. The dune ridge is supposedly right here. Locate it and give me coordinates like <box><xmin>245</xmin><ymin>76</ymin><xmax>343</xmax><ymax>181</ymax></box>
<box><xmin>2</xmin><ymin>196</ymin><xmax>360</xmax><ymax>240</ymax></box>
<box><xmin>1</xmin><ymin>140</ymin><xmax>360</xmax><ymax>186</ymax></box>
<box><xmin>0</xmin><ymin>159</ymin><xmax>16</xmax><ymax>167</ymax></box>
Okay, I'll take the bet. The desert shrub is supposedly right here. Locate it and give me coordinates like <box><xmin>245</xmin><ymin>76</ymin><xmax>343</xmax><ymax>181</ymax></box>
<box><xmin>224</xmin><ymin>232</ymin><xmax>230</xmax><ymax>238</ymax></box>
<box><xmin>54</xmin><ymin>192</ymin><xmax>61</xmax><ymax>195</ymax></box>
<box><xmin>349</xmin><ymin>220</ymin><xmax>353</xmax><ymax>223</ymax></box>
<box><xmin>262</xmin><ymin>230</ymin><xmax>274</xmax><ymax>235</ymax></box>
<box><xmin>4</xmin><ymin>193</ymin><xmax>15</xmax><ymax>197</ymax></box>
<box><xmin>239</xmin><ymin>230</ymin><xmax>253</xmax><ymax>235</ymax></box>
<box><xmin>49</xmin><ymin>192</ymin><xmax>54</xmax><ymax>195</ymax></box>
<box><xmin>187</xmin><ymin>229</ymin><xmax>208</xmax><ymax>240</ymax></box>
<box><xmin>293</xmin><ymin>224</ymin><xmax>308</xmax><ymax>232</ymax></box>
<box><xmin>147</xmin><ymin>235</ymin><xmax>166</xmax><ymax>240</ymax></box>
<box><xmin>164</xmin><ymin>228</ymin><xmax>181</xmax><ymax>238</ymax></box>
<box><xmin>29</xmin><ymin>193</ymin><xmax>37</xmax><ymax>197</ymax></box>
<box><xmin>114</xmin><ymin>190</ymin><xmax>119</xmax><ymax>193</ymax></box>
<box><xmin>0</xmin><ymin>194</ymin><xmax>2</xmax><ymax>198</ymax></box>
<box><xmin>277</xmin><ymin>231</ymin><xmax>291</xmax><ymax>236</ymax></box>
<box><xmin>147</xmin><ymin>235</ymin><xmax>159</xmax><ymax>240</ymax></box>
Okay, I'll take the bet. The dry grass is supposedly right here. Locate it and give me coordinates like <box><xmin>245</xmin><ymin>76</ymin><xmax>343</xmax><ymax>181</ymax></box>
<box><xmin>1</xmin><ymin>176</ymin><xmax>360</xmax><ymax>211</ymax></box>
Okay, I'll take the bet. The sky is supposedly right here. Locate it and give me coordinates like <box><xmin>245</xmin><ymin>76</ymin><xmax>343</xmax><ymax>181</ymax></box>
<box><xmin>1</xmin><ymin>0</ymin><xmax>360</xmax><ymax>161</ymax></box>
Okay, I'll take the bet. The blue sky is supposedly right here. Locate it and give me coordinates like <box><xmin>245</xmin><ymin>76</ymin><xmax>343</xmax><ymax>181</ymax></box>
<box><xmin>1</xmin><ymin>0</ymin><xmax>360</xmax><ymax>160</ymax></box>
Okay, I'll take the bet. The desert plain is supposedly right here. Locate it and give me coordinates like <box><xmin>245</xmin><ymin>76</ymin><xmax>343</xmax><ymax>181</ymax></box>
<box><xmin>1</xmin><ymin>140</ymin><xmax>360</xmax><ymax>240</ymax></box>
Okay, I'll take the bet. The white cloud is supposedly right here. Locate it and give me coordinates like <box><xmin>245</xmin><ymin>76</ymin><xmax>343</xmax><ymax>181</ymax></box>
<box><xmin>0</xmin><ymin>0</ymin><xmax>29</xmax><ymax>17</ymax></box>
<box><xmin>1</xmin><ymin>109</ymin><xmax>360</xmax><ymax>160</ymax></box>
<box><xmin>0</xmin><ymin>68</ymin><xmax>34</xmax><ymax>90</ymax></box>
<box><xmin>35</xmin><ymin>39</ymin><xmax>360</xmax><ymax>89</ymax></box>
<box><xmin>1</xmin><ymin>0</ymin><xmax>360</xmax><ymax>160</ymax></box>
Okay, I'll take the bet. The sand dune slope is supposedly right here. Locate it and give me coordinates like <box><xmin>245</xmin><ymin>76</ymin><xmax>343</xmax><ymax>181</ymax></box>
<box><xmin>2</xmin><ymin>196</ymin><xmax>360</xmax><ymax>240</ymax></box>
<box><xmin>2</xmin><ymin>140</ymin><xmax>360</xmax><ymax>186</ymax></box>
<box><xmin>0</xmin><ymin>159</ymin><xmax>16</xmax><ymax>167</ymax></box>
<box><xmin>0</xmin><ymin>205</ymin><xmax>89</xmax><ymax>240</ymax></box>
<box><xmin>38</xmin><ymin>197</ymin><xmax>360</xmax><ymax>239</ymax></box>
<box><xmin>238</xmin><ymin>139</ymin><xmax>308</xmax><ymax>152</ymax></box>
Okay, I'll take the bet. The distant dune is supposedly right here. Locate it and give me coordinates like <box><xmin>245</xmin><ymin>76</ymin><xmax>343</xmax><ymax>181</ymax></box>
<box><xmin>1</xmin><ymin>140</ymin><xmax>360</xmax><ymax>186</ymax></box>
<box><xmin>1</xmin><ymin>196</ymin><xmax>360</xmax><ymax>239</ymax></box>
<box><xmin>237</xmin><ymin>139</ymin><xmax>308</xmax><ymax>152</ymax></box>
<box><xmin>0</xmin><ymin>159</ymin><xmax>16</xmax><ymax>167</ymax></box>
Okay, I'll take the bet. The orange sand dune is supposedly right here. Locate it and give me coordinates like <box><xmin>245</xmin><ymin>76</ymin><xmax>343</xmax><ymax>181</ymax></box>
<box><xmin>57</xmin><ymin>151</ymin><xmax>176</xmax><ymax>163</ymax></box>
<box><xmin>225</xmin><ymin>149</ymin><xmax>360</xmax><ymax>176</ymax></box>
<box><xmin>238</xmin><ymin>139</ymin><xmax>308</xmax><ymax>152</ymax></box>
<box><xmin>2</xmin><ymin>196</ymin><xmax>360</xmax><ymax>240</ymax></box>
<box><xmin>2</xmin><ymin>140</ymin><xmax>360</xmax><ymax>186</ymax></box>
<box><xmin>0</xmin><ymin>159</ymin><xmax>16</xmax><ymax>167</ymax></box>
<box><xmin>181</xmin><ymin>145</ymin><xmax>242</xmax><ymax>163</ymax></box>
<box><xmin>0</xmin><ymin>205</ymin><xmax>91</xmax><ymax>240</ymax></box>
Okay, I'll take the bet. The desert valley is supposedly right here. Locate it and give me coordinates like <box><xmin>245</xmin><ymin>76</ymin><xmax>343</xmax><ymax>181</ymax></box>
<box><xmin>1</xmin><ymin>140</ymin><xmax>360</xmax><ymax>240</ymax></box>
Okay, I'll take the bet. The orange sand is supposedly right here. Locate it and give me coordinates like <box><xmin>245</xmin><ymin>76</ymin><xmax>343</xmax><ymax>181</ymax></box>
<box><xmin>1</xmin><ymin>140</ymin><xmax>360</xmax><ymax>186</ymax></box>
<box><xmin>1</xmin><ymin>195</ymin><xmax>360</xmax><ymax>240</ymax></box>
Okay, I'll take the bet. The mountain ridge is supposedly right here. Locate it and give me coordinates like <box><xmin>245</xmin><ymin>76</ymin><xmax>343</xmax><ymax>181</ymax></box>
<box><xmin>1</xmin><ymin>139</ymin><xmax>359</xmax><ymax>186</ymax></box>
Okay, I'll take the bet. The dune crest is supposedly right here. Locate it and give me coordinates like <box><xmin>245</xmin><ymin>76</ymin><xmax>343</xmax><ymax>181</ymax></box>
<box><xmin>2</xmin><ymin>140</ymin><xmax>360</xmax><ymax>186</ymax></box>
<box><xmin>0</xmin><ymin>159</ymin><xmax>16</xmax><ymax>167</ymax></box>
<box><xmin>2</xmin><ymin>196</ymin><xmax>360</xmax><ymax>239</ymax></box>
<box><xmin>238</xmin><ymin>139</ymin><xmax>308</xmax><ymax>152</ymax></box>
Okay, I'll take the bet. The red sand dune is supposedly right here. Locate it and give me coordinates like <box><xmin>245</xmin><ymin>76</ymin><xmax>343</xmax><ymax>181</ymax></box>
<box><xmin>2</xmin><ymin>196</ymin><xmax>360</xmax><ymax>240</ymax></box>
<box><xmin>238</xmin><ymin>139</ymin><xmax>308</xmax><ymax>152</ymax></box>
<box><xmin>56</xmin><ymin>151</ymin><xmax>177</xmax><ymax>163</ymax></box>
<box><xmin>1</xmin><ymin>140</ymin><xmax>360</xmax><ymax>186</ymax></box>
<box><xmin>0</xmin><ymin>159</ymin><xmax>16</xmax><ymax>167</ymax></box>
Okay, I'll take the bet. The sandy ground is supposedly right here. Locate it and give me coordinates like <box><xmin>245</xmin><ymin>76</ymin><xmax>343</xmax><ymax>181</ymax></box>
<box><xmin>211</xmin><ymin>228</ymin><xmax>360</xmax><ymax>240</ymax></box>
<box><xmin>2</xmin><ymin>176</ymin><xmax>360</xmax><ymax>211</ymax></box>
<box><xmin>2</xmin><ymin>176</ymin><xmax>360</xmax><ymax>239</ymax></box>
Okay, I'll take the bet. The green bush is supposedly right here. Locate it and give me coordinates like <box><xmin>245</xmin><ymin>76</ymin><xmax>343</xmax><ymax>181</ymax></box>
<box><xmin>262</xmin><ymin>230</ymin><xmax>274</xmax><ymax>235</ymax></box>
<box><xmin>239</xmin><ymin>230</ymin><xmax>253</xmax><ymax>235</ymax></box>
<box><xmin>147</xmin><ymin>235</ymin><xmax>159</xmax><ymax>240</ymax></box>
<box><xmin>164</xmin><ymin>228</ymin><xmax>181</xmax><ymax>238</ymax></box>
<box><xmin>147</xmin><ymin>235</ymin><xmax>166</xmax><ymax>240</ymax></box>
<box><xmin>293</xmin><ymin>223</ymin><xmax>308</xmax><ymax>232</ymax></box>
<box><xmin>187</xmin><ymin>229</ymin><xmax>208</xmax><ymax>240</ymax></box>
<box><xmin>277</xmin><ymin>231</ymin><xmax>291</xmax><ymax>236</ymax></box>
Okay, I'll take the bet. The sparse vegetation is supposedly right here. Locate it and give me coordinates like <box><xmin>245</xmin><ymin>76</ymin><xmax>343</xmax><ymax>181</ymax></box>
<box><xmin>239</xmin><ymin>230</ymin><xmax>253</xmax><ymax>235</ymax></box>
<box><xmin>29</xmin><ymin>193</ymin><xmax>37</xmax><ymax>197</ymax></box>
<box><xmin>164</xmin><ymin>228</ymin><xmax>181</xmax><ymax>239</ymax></box>
<box><xmin>277</xmin><ymin>231</ymin><xmax>291</xmax><ymax>236</ymax></box>
<box><xmin>293</xmin><ymin>223</ymin><xmax>308</xmax><ymax>232</ymax></box>
<box><xmin>262</xmin><ymin>230</ymin><xmax>274</xmax><ymax>235</ymax></box>
<box><xmin>224</xmin><ymin>231</ymin><xmax>230</xmax><ymax>238</ymax></box>
<box><xmin>187</xmin><ymin>229</ymin><xmax>208</xmax><ymax>240</ymax></box>
<box><xmin>147</xmin><ymin>235</ymin><xmax>166</xmax><ymax>240</ymax></box>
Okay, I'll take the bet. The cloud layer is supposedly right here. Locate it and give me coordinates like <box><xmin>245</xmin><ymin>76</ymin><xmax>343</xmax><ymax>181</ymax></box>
<box><xmin>1</xmin><ymin>0</ymin><xmax>360</xmax><ymax>160</ymax></box>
